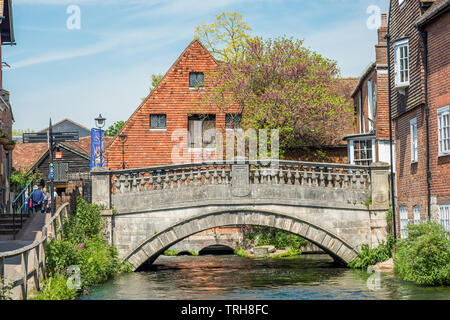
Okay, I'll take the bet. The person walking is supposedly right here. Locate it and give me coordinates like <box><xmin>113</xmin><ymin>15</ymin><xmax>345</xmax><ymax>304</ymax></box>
<box><xmin>31</xmin><ymin>185</ymin><xmax>44</xmax><ymax>214</ymax></box>
<box><xmin>24</xmin><ymin>189</ymin><xmax>30</xmax><ymax>214</ymax></box>
<box><xmin>42</xmin><ymin>187</ymin><xmax>50</xmax><ymax>213</ymax></box>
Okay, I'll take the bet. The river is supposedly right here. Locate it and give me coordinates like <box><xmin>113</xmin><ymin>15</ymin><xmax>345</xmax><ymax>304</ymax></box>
<box><xmin>80</xmin><ymin>254</ymin><xmax>450</xmax><ymax>300</ymax></box>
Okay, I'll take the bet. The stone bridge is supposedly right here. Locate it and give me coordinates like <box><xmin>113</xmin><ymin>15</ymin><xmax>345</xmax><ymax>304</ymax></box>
<box><xmin>91</xmin><ymin>160</ymin><xmax>391</xmax><ymax>270</ymax></box>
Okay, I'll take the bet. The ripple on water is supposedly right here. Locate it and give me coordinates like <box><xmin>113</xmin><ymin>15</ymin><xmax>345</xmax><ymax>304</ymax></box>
<box><xmin>79</xmin><ymin>255</ymin><xmax>450</xmax><ymax>300</ymax></box>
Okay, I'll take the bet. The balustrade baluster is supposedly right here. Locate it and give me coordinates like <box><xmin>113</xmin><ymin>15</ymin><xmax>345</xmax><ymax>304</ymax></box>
<box><xmin>319</xmin><ymin>167</ymin><xmax>325</xmax><ymax>187</ymax></box>
<box><xmin>294</xmin><ymin>167</ymin><xmax>300</xmax><ymax>185</ymax></box>
<box><xmin>156</xmin><ymin>170</ymin><xmax>162</xmax><ymax>190</ymax></box>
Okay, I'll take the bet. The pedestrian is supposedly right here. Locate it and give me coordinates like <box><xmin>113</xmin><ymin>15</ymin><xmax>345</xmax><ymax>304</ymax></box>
<box><xmin>42</xmin><ymin>187</ymin><xmax>50</xmax><ymax>213</ymax></box>
<box><xmin>24</xmin><ymin>189</ymin><xmax>30</xmax><ymax>214</ymax></box>
<box><xmin>31</xmin><ymin>185</ymin><xmax>44</xmax><ymax>214</ymax></box>
<box><xmin>47</xmin><ymin>190</ymin><xmax>59</xmax><ymax>213</ymax></box>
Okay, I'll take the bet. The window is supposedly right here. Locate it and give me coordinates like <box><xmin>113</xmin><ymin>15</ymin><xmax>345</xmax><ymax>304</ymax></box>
<box><xmin>438</xmin><ymin>106</ymin><xmax>450</xmax><ymax>156</ymax></box>
<box><xmin>150</xmin><ymin>114</ymin><xmax>166</xmax><ymax>130</ymax></box>
<box><xmin>400</xmin><ymin>206</ymin><xmax>409</xmax><ymax>239</ymax></box>
<box><xmin>226</xmin><ymin>114</ymin><xmax>242</xmax><ymax>130</ymax></box>
<box><xmin>410</xmin><ymin>118</ymin><xmax>418</xmax><ymax>162</ymax></box>
<box><xmin>188</xmin><ymin>114</ymin><xmax>216</xmax><ymax>149</ymax></box>
<box><xmin>189</xmin><ymin>72</ymin><xmax>204</xmax><ymax>88</ymax></box>
<box><xmin>399</xmin><ymin>0</ymin><xmax>406</xmax><ymax>7</ymax></box>
<box><xmin>394</xmin><ymin>39</ymin><xmax>409</xmax><ymax>88</ymax></box>
<box><xmin>439</xmin><ymin>205</ymin><xmax>450</xmax><ymax>232</ymax></box>
<box><xmin>413</xmin><ymin>206</ymin><xmax>420</xmax><ymax>224</ymax></box>
<box><xmin>353</xmin><ymin>139</ymin><xmax>374</xmax><ymax>166</ymax></box>
<box><xmin>54</xmin><ymin>162</ymin><xmax>69</xmax><ymax>182</ymax></box>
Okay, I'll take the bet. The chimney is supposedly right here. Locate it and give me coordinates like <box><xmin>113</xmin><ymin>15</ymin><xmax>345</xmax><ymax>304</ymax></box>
<box><xmin>376</xmin><ymin>13</ymin><xmax>388</xmax><ymax>65</ymax></box>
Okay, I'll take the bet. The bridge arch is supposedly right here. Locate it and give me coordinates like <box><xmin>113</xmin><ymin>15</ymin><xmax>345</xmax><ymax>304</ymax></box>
<box><xmin>123</xmin><ymin>209</ymin><xmax>359</xmax><ymax>271</ymax></box>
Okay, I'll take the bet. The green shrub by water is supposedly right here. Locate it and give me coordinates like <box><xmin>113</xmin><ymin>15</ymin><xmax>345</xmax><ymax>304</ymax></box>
<box><xmin>39</xmin><ymin>198</ymin><xmax>131</xmax><ymax>299</ymax></box>
<box><xmin>349</xmin><ymin>235</ymin><xmax>394</xmax><ymax>270</ymax></box>
<box><xmin>31</xmin><ymin>274</ymin><xmax>77</xmax><ymax>300</ymax></box>
<box><xmin>394</xmin><ymin>222</ymin><xmax>450</xmax><ymax>286</ymax></box>
<box><xmin>271</xmin><ymin>248</ymin><xmax>302</xmax><ymax>258</ymax></box>
<box><xmin>245</xmin><ymin>226</ymin><xmax>308</xmax><ymax>250</ymax></box>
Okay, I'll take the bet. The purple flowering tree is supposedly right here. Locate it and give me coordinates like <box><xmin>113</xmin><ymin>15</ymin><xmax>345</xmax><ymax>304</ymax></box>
<box><xmin>202</xmin><ymin>36</ymin><xmax>353</xmax><ymax>156</ymax></box>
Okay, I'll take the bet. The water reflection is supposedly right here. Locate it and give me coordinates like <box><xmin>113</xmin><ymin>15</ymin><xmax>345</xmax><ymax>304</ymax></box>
<box><xmin>80</xmin><ymin>255</ymin><xmax>450</xmax><ymax>300</ymax></box>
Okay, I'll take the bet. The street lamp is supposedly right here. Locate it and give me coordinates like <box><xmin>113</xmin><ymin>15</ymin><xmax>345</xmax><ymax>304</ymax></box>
<box><xmin>119</xmin><ymin>133</ymin><xmax>127</xmax><ymax>169</ymax></box>
<box><xmin>95</xmin><ymin>114</ymin><xmax>106</xmax><ymax>167</ymax></box>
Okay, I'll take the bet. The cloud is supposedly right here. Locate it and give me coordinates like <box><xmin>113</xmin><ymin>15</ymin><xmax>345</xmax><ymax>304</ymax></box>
<box><xmin>11</xmin><ymin>25</ymin><xmax>192</xmax><ymax>69</ymax></box>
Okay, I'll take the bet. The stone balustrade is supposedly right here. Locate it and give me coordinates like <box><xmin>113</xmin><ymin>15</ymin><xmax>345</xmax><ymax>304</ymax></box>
<box><xmin>110</xmin><ymin>160</ymin><xmax>372</xmax><ymax>195</ymax></box>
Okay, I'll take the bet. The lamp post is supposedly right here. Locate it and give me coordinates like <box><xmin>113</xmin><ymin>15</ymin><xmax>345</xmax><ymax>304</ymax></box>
<box><xmin>119</xmin><ymin>133</ymin><xmax>127</xmax><ymax>169</ymax></box>
<box><xmin>95</xmin><ymin>114</ymin><xmax>106</xmax><ymax>167</ymax></box>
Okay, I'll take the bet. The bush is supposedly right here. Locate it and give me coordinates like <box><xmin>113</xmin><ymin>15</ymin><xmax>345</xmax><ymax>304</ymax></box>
<box><xmin>245</xmin><ymin>227</ymin><xmax>308</xmax><ymax>250</ymax></box>
<box><xmin>31</xmin><ymin>274</ymin><xmax>77</xmax><ymax>300</ymax></box>
<box><xmin>272</xmin><ymin>248</ymin><xmax>302</xmax><ymax>259</ymax></box>
<box><xmin>43</xmin><ymin>199</ymin><xmax>129</xmax><ymax>298</ymax></box>
<box><xmin>349</xmin><ymin>240</ymin><xmax>392</xmax><ymax>270</ymax></box>
<box><xmin>394</xmin><ymin>222</ymin><xmax>450</xmax><ymax>286</ymax></box>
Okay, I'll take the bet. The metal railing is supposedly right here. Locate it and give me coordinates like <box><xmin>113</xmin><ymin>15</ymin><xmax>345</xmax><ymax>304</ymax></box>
<box><xmin>0</xmin><ymin>202</ymin><xmax>70</xmax><ymax>300</ymax></box>
<box><xmin>8</xmin><ymin>180</ymin><xmax>34</xmax><ymax>240</ymax></box>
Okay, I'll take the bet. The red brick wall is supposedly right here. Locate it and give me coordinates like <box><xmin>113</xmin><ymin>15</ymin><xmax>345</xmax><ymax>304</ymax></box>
<box><xmin>106</xmin><ymin>40</ymin><xmax>238</xmax><ymax>170</ymax></box>
<box><xmin>426</xmin><ymin>11</ymin><xmax>450</xmax><ymax>205</ymax></box>
<box><xmin>394</xmin><ymin>10</ymin><xmax>450</xmax><ymax>232</ymax></box>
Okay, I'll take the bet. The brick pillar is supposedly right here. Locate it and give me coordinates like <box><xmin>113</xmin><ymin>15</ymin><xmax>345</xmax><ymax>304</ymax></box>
<box><xmin>91</xmin><ymin>167</ymin><xmax>111</xmax><ymax>209</ymax></box>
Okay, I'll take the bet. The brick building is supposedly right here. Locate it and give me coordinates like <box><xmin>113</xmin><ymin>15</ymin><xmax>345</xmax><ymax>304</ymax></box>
<box><xmin>344</xmin><ymin>13</ymin><xmax>393</xmax><ymax>167</ymax></box>
<box><xmin>388</xmin><ymin>0</ymin><xmax>449</xmax><ymax>237</ymax></box>
<box><xmin>0</xmin><ymin>0</ymin><xmax>14</xmax><ymax>213</ymax></box>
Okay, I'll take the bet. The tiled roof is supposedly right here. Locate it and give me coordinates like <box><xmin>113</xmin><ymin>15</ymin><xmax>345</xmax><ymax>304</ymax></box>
<box><xmin>416</xmin><ymin>0</ymin><xmax>449</xmax><ymax>26</ymax></box>
<box><xmin>12</xmin><ymin>142</ymin><xmax>48</xmax><ymax>172</ymax></box>
<box><xmin>12</xmin><ymin>136</ymin><xmax>115</xmax><ymax>172</ymax></box>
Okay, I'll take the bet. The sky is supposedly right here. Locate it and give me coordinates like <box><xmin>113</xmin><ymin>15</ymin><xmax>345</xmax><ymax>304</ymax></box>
<box><xmin>5</xmin><ymin>0</ymin><xmax>389</xmax><ymax>132</ymax></box>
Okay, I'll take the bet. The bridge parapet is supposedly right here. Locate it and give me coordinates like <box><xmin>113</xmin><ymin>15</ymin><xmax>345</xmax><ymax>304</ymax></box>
<box><xmin>109</xmin><ymin>160</ymin><xmax>374</xmax><ymax>196</ymax></box>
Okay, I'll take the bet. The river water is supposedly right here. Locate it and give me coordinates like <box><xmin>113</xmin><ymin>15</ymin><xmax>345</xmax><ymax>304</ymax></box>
<box><xmin>80</xmin><ymin>254</ymin><xmax>450</xmax><ymax>300</ymax></box>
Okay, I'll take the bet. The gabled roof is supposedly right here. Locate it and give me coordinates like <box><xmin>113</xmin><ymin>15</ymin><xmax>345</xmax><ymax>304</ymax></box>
<box><xmin>107</xmin><ymin>39</ymin><xmax>218</xmax><ymax>150</ymax></box>
<box><xmin>38</xmin><ymin>118</ymin><xmax>91</xmax><ymax>134</ymax></box>
<box><xmin>416</xmin><ymin>0</ymin><xmax>450</xmax><ymax>26</ymax></box>
<box><xmin>12</xmin><ymin>136</ymin><xmax>114</xmax><ymax>172</ymax></box>
<box><xmin>351</xmin><ymin>62</ymin><xmax>376</xmax><ymax>98</ymax></box>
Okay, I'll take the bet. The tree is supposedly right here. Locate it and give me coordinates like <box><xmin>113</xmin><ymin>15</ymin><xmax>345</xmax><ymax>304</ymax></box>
<box><xmin>194</xmin><ymin>12</ymin><xmax>252</xmax><ymax>62</ymax></box>
<box><xmin>201</xmin><ymin>36</ymin><xmax>353</xmax><ymax>156</ymax></box>
<box><xmin>105</xmin><ymin>121</ymin><xmax>125</xmax><ymax>137</ymax></box>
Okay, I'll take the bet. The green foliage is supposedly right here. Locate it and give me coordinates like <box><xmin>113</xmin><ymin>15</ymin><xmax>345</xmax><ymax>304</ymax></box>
<box><xmin>31</xmin><ymin>274</ymin><xmax>77</xmax><ymax>300</ymax></box>
<box><xmin>349</xmin><ymin>242</ymin><xmax>392</xmax><ymax>270</ymax></box>
<box><xmin>202</xmin><ymin>36</ymin><xmax>353</xmax><ymax>156</ymax></box>
<box><xmin>189</xmin><ymin>250</ymin><xmax>199</xmax><ymax>256</ymax></box>
<box><xmin>105</xmin><ymin>121</ymin><xmax>126</xmax><ymax>137</ymax></box>
<box><xmin>0</xmin><ymin>279</ymin><xmax>13</xmax><ymax>300</ymax></box>
<box><xmin>44</xmin><ymin>199</ymin><xmax>129</xmax><ymax>298</ymax></box>
<box><xmin>272</xmin><ymin>248</ymin><xmax>302</xmax><ymax>259</ymax></box>
<box><xmin>164</xmin><ymin>249</ymin><xmax>180</xmax><ymax>256</ymax></box>
<box><xmin>194</xmin><ymin>12</ymin><xmax>252</xmax><ymax>62</ymax></box>
<box><xmin>10</xmin><ymin>169</ymin><xmax>41</xmax><ymax>195</ymax></box>
<box><xmin>245</xmin><ymin>226</ymin><xmax>308</xmax><ymax>250</ymax></box>
<box><xmin>234</xmin><ymin>249</ymin><xmax>250</xmax><ymax>258</ymax></box>
<box><xmin>394</xmin><ymin>222</ymin><xmax>450</xmax><ymax>286</ymax></box>
<box><xmin>64</xmin><ymin>198</ymin><xmax>104</xmax><ymax>244</ymax></box>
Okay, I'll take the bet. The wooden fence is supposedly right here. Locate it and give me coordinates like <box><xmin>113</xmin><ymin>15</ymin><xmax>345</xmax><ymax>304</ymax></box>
<box><xmin>0</xmin><ymin>202</ymin><xmax>70</xmax><ymax>300</ymax></box>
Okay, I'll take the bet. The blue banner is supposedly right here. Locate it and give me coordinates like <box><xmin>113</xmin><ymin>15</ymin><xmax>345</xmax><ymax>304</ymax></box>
<box><xmin>90</xmin><ymin>128</ymin><xmax>104</xmax><ymax>169</ymax></box>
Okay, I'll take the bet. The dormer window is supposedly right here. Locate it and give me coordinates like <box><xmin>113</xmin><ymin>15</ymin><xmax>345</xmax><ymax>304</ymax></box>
<box><xmin>394</xmin><ymin>38</ymin><xmax>409</xmax><ymax>89</ymax></box>
<box><xmin>189</xmin><ymin>72</ymin><xmax>204</xmax><ymax>89</ymax></box>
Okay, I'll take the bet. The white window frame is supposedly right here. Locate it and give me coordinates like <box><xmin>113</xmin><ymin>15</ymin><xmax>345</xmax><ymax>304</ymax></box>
<box><xmin>400</xmin><ymin>206</ymin><xmax>409</xmax><ymax>239</ymax></box>
<box><xmin>413</xmin><ymin>205</ymin><xmax>420</xmax><ymax>224</ymax></box>
<box><xmin>349</xmin><ymin>138</ymin><xmax>375</xmax><ymax>166</ymax></box>
<box><xmin>399</xmin><ymin>0</ymin><xmax>406</xmax><ymax>8</ymax></box>
<box><xmin>394</xmin><ymin>39</ymin><xmax>410</xmax><ymax>88</ymax></box>
<box><xmin>438</xmin><ymin>106</ymin><xmax>450</xmax><ymax>156</ymax></box>
<box><xmin>439</xmin><ymin>204</ymin><xmax>450</xmax><ymax>232</ymax></box>
<box><xmin>410</xmin><ymin>118</ymin><xmax>418</xmax><ymax>163</ymax></box>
